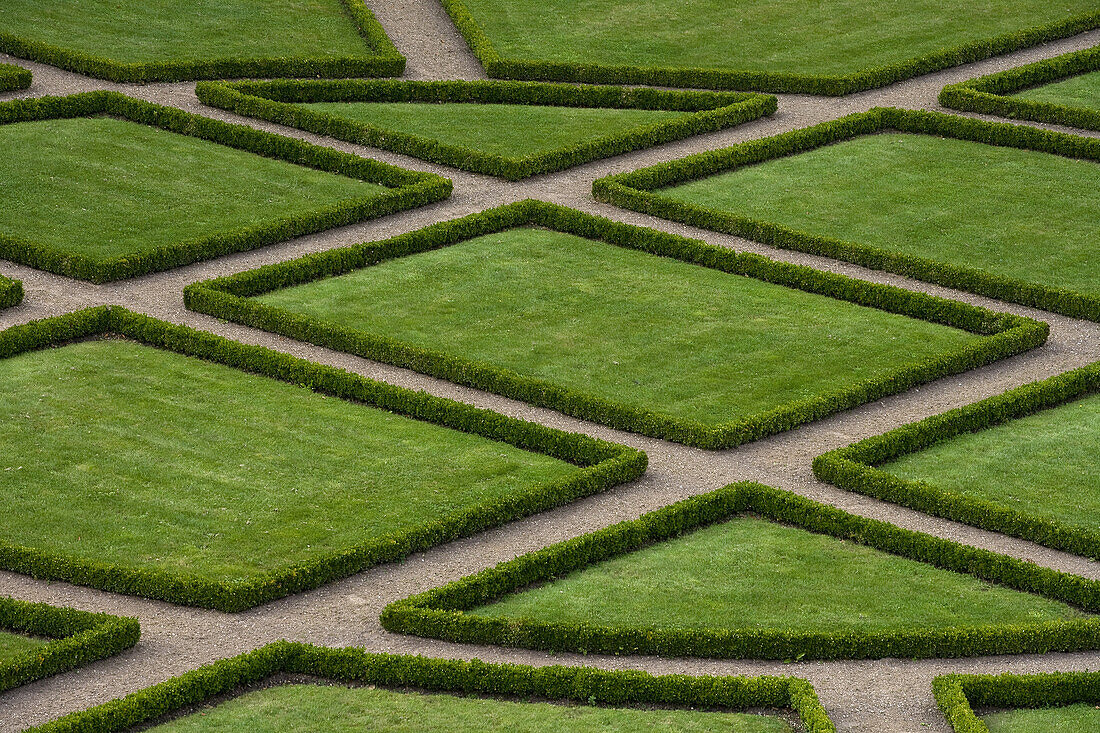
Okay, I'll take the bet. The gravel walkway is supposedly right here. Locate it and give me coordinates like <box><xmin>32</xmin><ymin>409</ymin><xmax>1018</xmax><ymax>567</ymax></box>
<box><xmin>1</xmin><ymin>9</ymin><xmax>1099</xmax><ymax>731</ymax></box>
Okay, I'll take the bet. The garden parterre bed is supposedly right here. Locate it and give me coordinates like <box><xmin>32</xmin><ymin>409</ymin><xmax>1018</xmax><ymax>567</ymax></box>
<box><xmin>935</xmin><ymin>670</ymin><xmax>1100</xmax><ymax>733</ymax></box>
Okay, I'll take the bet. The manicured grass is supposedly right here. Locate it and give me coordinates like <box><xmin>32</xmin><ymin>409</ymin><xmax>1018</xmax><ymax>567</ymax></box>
<box><xmin>1015</xmin><ymin>69</ymin><xmax>1100</xmax><ymax>110</ymax></box>
<box><xmin>660</xmin><ymin>133</ymin><xmax>1100</xmax><ymax>301</ymax></box>
<box><xmin>883</xmin><ymin>393</ymin><xmax>1100</xmax><ymax>536</ymax></box>
<box><xmin>0</xmin><ymin>630</ymin><xmax>43</xmax><ymax>663</ymax></box>
<box><xmin>471</xmin><ymin>517</ymin><xmax>1085</xmax><ymax>634</ymax></box>
<box><xmin>458</xmin><ymin>0</ymin><xmax>1096</xmax><ymax>77</ymax></box>
<box><xmin>257</xmin><ymin>227</ymin><xmax>979</xmax><ymax>427</ymax></box>
<box><xmin>149</xmin><ymin>684</ymin><xmax>792</xmax><ymax>733</ymax></box>
<box><xmin>982</xmin><ymin>703</ymin><xmax>1100</xmax><ymax>732</ymax></box>
<box><xmin>302</xmin><ymin>101</ymin><xmax>686</xmax><ymax>158</ymax></box>
<box><xmin>0</xmin><ymin>0</ymin><xmax>373</xmax><ymax>63</ymax></box>
<box><xmin>0</xmin><ymin>116</ymin><xmax>384</xmax><ymax>264</ymax></box>
<box><xmin>0</xmin><ymin>339</ymin><xmax>579</xmax><ymax>584</ymax></box>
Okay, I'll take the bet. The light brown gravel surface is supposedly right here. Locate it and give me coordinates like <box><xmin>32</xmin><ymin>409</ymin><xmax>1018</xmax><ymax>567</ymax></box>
<box><xmin>1</xmin><ymin>8</ymin><xmax>1099</xmax><ymax>732</ymax></box>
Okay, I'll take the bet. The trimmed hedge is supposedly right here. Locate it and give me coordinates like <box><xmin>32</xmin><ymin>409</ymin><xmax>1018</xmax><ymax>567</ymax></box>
<box><xmin>934</xmin><ymin>669</ymin><xmax>1100</xmax><ymax>733</ymax></box>
<box><xmin>0</xmin><ymin>273</ymin><xmax>22</xmax><ymax>309</ymax></box>
<box><xmin>0</xmin><ymin>306</ymin><xmax>646</xmax><ymax>612</ymax></box>
<box><xmin>0</xmin><ymin>91</ymin><xmax>451</xmax><ymax>283</ymax></box>
<box><xmin>195</xmin><ymin>79</ymin><xmax>777</xmax><ymax>180</ymax></box>
<box><xmin>439</xmin><ymin>0</ymin><xmax>1100</xmax><ymax>95</ymax></box>
<box><xmin>0</xmin><ymin>61</ymin><xmax>30</xmax><ymax>92</ymax></box>
<box><xmin>0</xmin><ymin>0</ymin><xmax>404</xmax><ymax>82</ymax></box>
<box><xmin>185</xmin><ymin>199</ymin><xmax>1048</xmax><ymax>450</ymax></box>
<box><xmin>814</xmin><ymin>361</ymin><xmax>1100</xmax><ymax>559</ymax></box>
<box><xmin>0</xmin><ymin>595</ymin><xmax>139</xmax><ymax>694</ymax></box>
<box><xmin>594</xmin><ymin>107</ymin><xmax>1100</xmax><ymax>322</ymax></box>
<box><xmin>25</xmin><ymin>642</ymin><xmax>836</xmax><ymax>733</ymax></box>
<box><xmin>941</xmin><ymin>44</ymin><xmax>1100</xmax><ymax>132</ymax></box>
<box><xmin>382</xmin><ymin>482</ymin><xmax>1100</xmax><ymax>661</ymax></box>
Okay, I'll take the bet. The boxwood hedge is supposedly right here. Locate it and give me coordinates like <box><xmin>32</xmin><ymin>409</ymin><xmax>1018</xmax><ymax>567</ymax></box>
<box><xmin>195</xmin><ymin>78</ymin><xmax>777</xmax><ymax>180</ymax></box>
<box><xmin>814</xmin><ymin>361</ymin><xmax>1100</xmax><ymax>559</ymax></box>
<box><xmin>0</xmin><ymin>61</ymin><xmax>30</xmax><ymax>92</ymax></box>
<box><xmin>25</xmin><ymin>642</ymin><xmax>836</xmax><ymax>733</ymax></box>
<box><xmin>0</xmin><ymin>0</ymin><xmax>404</xmax><ymax>82</ymax></box>
<box><xmin>0</xmin><ymin>91</ymin><xmax>451</xmax><ymax>283</ymax></box>
<box><xmin>0</xmin><ymin>273</ymin><xmax>22</xmax><ymax>309</ymax></box>
<box><xmin>0</xmin><ymin>595</ymin><xmax>139</xmax><ymax>695</ymax></box>
<box><xmin>934</xmin><ymin>669</ymin><xmax>1100</xmax><ymax>733</ymax></box>
<box><xmin>382</xmin><ymin>482</ymin><xmax>1100</xmax><ymax>661</ymax></box>
<box><xmin>594</xmin><ymin>107</ymin><xmax>1100</xmax><ymax>322</ymax></box>
<box><xmin>0</xmin><ymin>306</ymin><xmax>646</xmax><ymax>612</ymax></box>
<box><xmin>184</xmin><ymin>199</ymin><xmax>1048</xmax><ymax>450</ymax></box>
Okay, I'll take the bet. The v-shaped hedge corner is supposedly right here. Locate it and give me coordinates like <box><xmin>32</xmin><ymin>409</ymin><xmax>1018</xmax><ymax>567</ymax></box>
<box><xmin>0</xmin><ymin>274</ymin><xmax>21</xmax><ymax>310</ymax></box>
<box><xmin>934</xmin><ymin>669</ymin><xmax>1100</xmax><ymax>733</ymax></box>
<box><xmin>0</xmin><ymin>61</ymin><xmax>30</xmax><ymax>92</ymax></box>
<box><xmin>382</xmin><ymin>482</ymin><xmax>1100</xmax><ymax>660</ymax></box>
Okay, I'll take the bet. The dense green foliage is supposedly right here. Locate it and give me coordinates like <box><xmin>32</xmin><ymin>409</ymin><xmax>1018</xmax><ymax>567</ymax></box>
<box><xmin>0</xmin><ymin>61</ymin><xmax>30</xmax><ymax>91</ymax></box>
<box><xmin>0</xmin><ymin>274</ymin><xmax>22</xmax><ymax>309</ymax></box>
<box><xmin>934</xmin><ymin>670</ymin><xmax>1100</xmax><ymax>733</ymax></box>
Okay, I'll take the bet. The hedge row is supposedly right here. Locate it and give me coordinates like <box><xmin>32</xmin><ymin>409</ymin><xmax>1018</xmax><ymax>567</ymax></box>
<box><xmin>0</xmin><ymin>91</ymin><xmax>451</xmax><ymax>282</ymax></box>
<box><xmin>934</xmin><ymin>670</ymin><xmax>1100</xmax><ymax>733</ymax></box>
<box><xmin>940</xmin><ymin>44</ymin><xmax>1100</xmax><ymax>132</ymax></box>
<box><xmin>0</xmin><ymin>0</ymin><xmax>404</xmax><ymax>82</ymax></box>
<box><xmin>382</xmin><ymin>481</ymin><xmax>1100</xmax><ymax>661</ymax></box>
<box><xmin>0</xmin><ymin>306</ymin><xmax>645</xmax><ymax>612</ymax></box>
<box><xmin>0</xmin><ymin>61</ymin><xmax>30</xmax><ymax>92</ymax></box>
<box><xmin>595</xmin><ymin>107</ymin><xmax>1100</xmax><ymax>322</ymax></box>
<box><xmin>0</xmin><ymin>595</ymin><xmax>139</xmax><ymax>694</ymax></box>
<box><xmin>439</xmin><ymin>0</ymin><xmax>1100</xmax><ymax>95</ymax></box>
<box><xmin>814</xmin><ymin>361</ymin><xmax>1100</xmax><ymax>559</ymax></box>
<box><xmin>0</xmin><ymin>273</ymin><xmax>23</xmax><ymax>309</ymax></box>
<box><xmin>27</xmin><ymin>642</ymin><xmax>836</xmax><ymax>733</ymax></box>
<box><xmin>184</xmin><ymin>199</ymin><xmax>1048</xmax><ymax>449</ymax></box>
<box><xmin>195</xmin><ymin>79</ymin><xmax>777</xmax><ymax>180</ymax></box>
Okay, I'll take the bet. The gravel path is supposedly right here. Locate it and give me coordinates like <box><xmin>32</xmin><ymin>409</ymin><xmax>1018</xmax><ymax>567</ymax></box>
<box><xmin>1</xmin><ymin>9</ymin><xmax>1099</xmax><ymax>731</ymax></box>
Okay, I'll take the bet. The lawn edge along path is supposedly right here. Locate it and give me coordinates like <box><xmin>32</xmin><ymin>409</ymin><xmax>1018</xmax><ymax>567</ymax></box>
<box><xmin>941</xmin><ymin>44</ymin><xmax>1100</xmax><ymax>132</ymax></box>
<box><xmin>934</xmin><ymin>669</ymin><xmax>1100</xmax><ymax>733</ymax></box>
<box><xmin>0</xmin><ymin>0</ymin><xmax>404</xmax><ymax>82</ymax></box>
<box><xmin>0</xmin><ymin>92</ymin><xmax>451</xmax><ymax>283</ymax></box>
<box><xmin>0</xmin><ymin>595</ymin><xmax>139</xmax><ymax>695</ymax></box>
<box><xmin>382</xmin><ymin>482</ymin><xmax>1100</xmax><ymax>660</ymax></box>
<box><xmin>184</xmin><ymin>199</ymin><xmax>1048</xmax><ymax>450</ymax></box>
<box><xmin>195</xmin><ymin>79</ymin><xmax>777</xmax><ymax>180</ymax></box>
<box><xmin>0</xmin><ymin>61</ymin><xmax>30</xmax><ymax>92</ymax></box>
<box><xmin>23</xmin><ymin>642</ymin><xmax>836</xmax><ymax>733</ymax></box>
<box><xmin>814</xmin><ymin>361</ymin><xmax>1100</xmax><ymax>560</ymax></box>
<box><xmin>594</xmin><ymin>107</ymin><xmax>1100</xmax><ymax>322</ymax></box>
<box><xmin>0</xmin><ymin>306</ymin><xmax>645</xmax><ymax>612</ymax></box>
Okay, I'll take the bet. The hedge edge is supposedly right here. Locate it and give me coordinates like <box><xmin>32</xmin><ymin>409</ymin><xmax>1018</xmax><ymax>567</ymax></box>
<box><xmin>594</xmin><ymin>106</ymin><xmax>1100</xmax><ymax>322</ymax></box>
<box><xmin>0</xmin><ymin>306</ymin><xmax>646</xmax><ymax>612</ymax></box>
<box><xmin>438</xmin><ymin>0</ymin><xmax>1100</xmax><ymax>95</ymax></box>
<box><xmin>381</xmin><ymin>481</ymin><xmax>1100</xmax><ymax>661</ymax></box>
<box><xmin>0</xmin><ymin>0</ymin><xmax>405</xmax><ymax>83</ymax></box>
<box><xmin>814</xmin><ymin>361</ymin><xmax>1100</xmax><ymax>559</ymax></box>
<box><xmin>0</xmin><ymin>595</ymin><xmax>139</xmax><ymax>694</ymax></box>
<box><xmin>195</xmin><ymin>78</ymin><xmax>778</xmax><ymax>180</ymax></box>
<box><xmin>0</xmin><ymin>61</ymin><xmax>31</xmax><ymax>92</ymax></box>
<box><xmin>25</xmin><ymin>642</ymin><xmax>836</xmax><ymax>733</ymax></box>
<box><xmin>0</xmin><ymin>91</ymin><xmax>451</xmax><ymax>283</ymax></box>
<box><xmin>184</xmin><ymin>198</ymin><xmax>1048</xmax><ymax>450</ymax></box>
<box><xmin>933</xmin><ymin>669</ymin><xmax>1100</xmax><ymax>733</ymax></box>
<box><xmin>940</xmin><ymin>44</ymin><xmax>1100</xmax><ymax>132</ymax></box>
<box><xmin>0</xmin><ymin>273</ymin><xmax>23</xmax><ymax>309</ymax></box>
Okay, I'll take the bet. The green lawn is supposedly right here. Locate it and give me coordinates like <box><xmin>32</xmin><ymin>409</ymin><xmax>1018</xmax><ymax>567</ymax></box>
<box><xmin>302</xmin><ymin>102</ymin><xmax>686</xmax><ymax>159</ymax></box>
<box><xmin>471</xmin><ymin>517</ymin><xmax>1085</xmax><ymax>633</ymax></box>
<box><xmin>457</xmin><ymin>0</ymin><xmax>1096</xmax><ymax>77</ymax></box>
<box><xmin>660</xmin><ymin>133</ymin><xmax>1100</xmax><ymax>300</ymax></box>
<box><xmin>983</xmin><ymin>703</ymin><xmax>1100</xmax><ymax>732</ymax></box>
<box><xmin>883</xmin><ymin>393</ymin><xmax>1100</xmax><ymax>535</ymax></box>
<box><xmin>149</xmin><ymin>684</ymin><xmax>792</xmax><ymax>733</ymax></box>
<box><xmin>0</xmin><ymin>630</ymin><xmax>43</xmax><ymax>663</ymax></box>
<box><xmin>1015</xmin><ymin>69</ymin><xmax>1100</xmax><ymax>111</ymax></box>
<box><xmin>0</xmin><ymin>117</ymin><xmax>383</xmax><ymax>263</ymax></box>
<box><xmin>0</xmin><ymin>0</ymin><xmax>374</xmax><ymax>63</ymax></box>
<box><xmin>256</xmin><ymin>228</ymin><xmax>980</xmax><ymax>427</ymax></box>
<box><xmin>0</xmin><ymin>340</ymin><xmax>579</xmax><ymax>584</ymax></box>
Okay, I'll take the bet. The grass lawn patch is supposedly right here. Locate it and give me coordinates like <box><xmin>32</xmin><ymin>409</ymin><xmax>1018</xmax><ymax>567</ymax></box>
<box><xmin>941</xmin><ymin>45</ymin><xmax>1100</xmax><ymax>132</ymax></box>
<box><xmin>0</xmin><ymin>595</ymin><xmax>139</xmax><ymax>694</ymax></box>
<box><xmin>0</xmin><ymin>61</ymin><xmax>29</xmax><ymax>92</ymax></box>
<box><xmin>934</xmin><ymin>669</ymin><xmax>1100</xmax><ymax>733</ymax></box>
<box><xmin>196</xmin><ymin>79</ymin><xmax>776</xmax><ymax>180</ymax></box>
<box><xmin>0</xmin><ymin>0</ymin><xmax>403</xmax><ymax>82</ymax></box>
<box><xmin>982</xmin><ymin>705</ymin><xmax>1100</xmax><ymax>732</ymax></box>
<box><xmin>440</xmin><ymin>0</ymin><xmax>1100</xmax><ymax>94</ymax></box>
<box><xmin>595</xmin><ymin>108</ymin><xmax>1100</xmax><ymax>321</ymax></box>
<box><xmin>0</xmin><ymin>91</ymin><xmax>450</xmax><ymax>283</ymax></box>
<box><xmin>184</xmin><ymin>201</ymin><xmax>1046</xmax><ymax>449</ymax></box>
<box><xmin>382</xmin><ymin>483</ymin><xmax>1100</xmax><ymax>660</ymax></box>
<box><xmin>26</xmin><ymin>642</ymin><xmax>836</xmax><ymax>733</ymax></box>
<box><xmin>815</xmin><ymin>362</ymin><xmax>1100</xmax><ymax>559</ymax></box>
<box><xmin>0</xmin><ymin>307</ymin><xmax>644</xmax><ymax>611</ymax></box>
